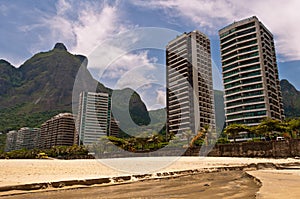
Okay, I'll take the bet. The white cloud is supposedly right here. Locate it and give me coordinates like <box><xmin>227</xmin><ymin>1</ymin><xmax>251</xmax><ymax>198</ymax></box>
<box><xmin>113</xmin><ymin>58</ymin><xmax>160</xmax><ymax>90</ymax></box>
<box><xmin>22</xmin><ymin>0</ymin><xmax>126</xmax><ymax>57</ymax></box>
<box><xmin>56</xmin><ymin>0</ymin><xmax>72</xmax><ymax>16</ymax></box>
<box><xmin>102</xmin><ymin>51</ymin><xmax>157</xmax><ymax>79</ymax></box>
<box><xmin>131</xmin><ymin>0</ymin><xmax>300</xmax><ymax>61</ymax></box>
<box><xmin>156</xmin><ymin>89</ymin><xmax>166</xmax><ymax>107</ymax></box>
<box><xmin>71</xmin><ymin>2</ymin><xmax>121</xmax><ymax>55</ymax></box>
<box><xmin>21</xmin><ymin>0</ymin><xmax>163</xmax><ymax>82</ymax></box>
<box><xmin>248</xmin><ymin>0</ymin><xmax>300</xmax><ymax>61</ymax></box>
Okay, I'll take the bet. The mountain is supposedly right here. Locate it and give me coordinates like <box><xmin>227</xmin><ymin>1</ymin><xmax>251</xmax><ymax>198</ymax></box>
<box><xmin>214</xmin><ymin>90</ymin><xmax>225</xmax><ymax>132</ymax></box>
<box><xmin>1</xmin><ymin>44</ymin><xmax>87</xmax><ymax>111</ymax></box>
<box><xmin>280</xmin><ymin>79</ymin><xmax>300</xmax><ymax>118</ymax></box>
<box><xmin>0</xmin><ymin>43</ymin><xmax>150</xmax><ymax>133</ymax></box>
<box><xmin>0</xmin><ymin>60</ymin><xmax>22</xmax><ymax>97</ymax></box>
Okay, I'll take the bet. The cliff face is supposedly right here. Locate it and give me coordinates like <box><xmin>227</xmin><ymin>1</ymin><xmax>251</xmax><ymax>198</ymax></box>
<box><xmin>280</xmin><ymin>79</ymin><xmax>300</xmax><ymax>118</ymax></box>
<box><xmin>0</xmin><ymin>43</ymin><xmax>150</xmax><ymax>132</ymax></box>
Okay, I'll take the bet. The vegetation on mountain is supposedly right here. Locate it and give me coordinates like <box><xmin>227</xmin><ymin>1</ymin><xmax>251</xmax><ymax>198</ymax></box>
<box><xmin>0</xmin><ymin>133</ymin><xmax>6</xmax><ymax>152</ymax></box>
<box><xmin>110</xmin><ymin>88</ymin><xmax>150</xmax><ymax>135</ymax></box>
<box><xmin>0</xmin><ymin>104</ymin><xmax>65</xmax><ymax>133</ymax></box>
<box><xmin>0</xmin><ymin>60</ymin><xmax>22</xmax><ymax>97</ymax></box>
<box><xmin>280</xmin><ymin>79</ymin><xmax>300</xmax><ymax>118</ymax></box>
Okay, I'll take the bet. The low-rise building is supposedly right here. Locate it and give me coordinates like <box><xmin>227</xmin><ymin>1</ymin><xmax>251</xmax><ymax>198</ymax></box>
<box><xmin>5</xmin><ymin>130</ymin><xmax>18</xmax><ymax>152</ymax></box>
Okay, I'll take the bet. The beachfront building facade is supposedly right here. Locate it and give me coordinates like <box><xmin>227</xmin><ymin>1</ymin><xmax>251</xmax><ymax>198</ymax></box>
<box><xmin>39</xmin><ymin>113</ymin><xmax>76</xmax><ymax>149</ymax></box>
<box><xmin>109</xmin><ymin>117</ymin><xmax>120</xmax><ymax>137</ymax></box>
<box><xmin>76</xmin><ymin>92</ymin><xmax>112</xmax><ymax>146</ymax></box>
<box><xmin>219</xmin><ymin>16</ymin><xmax>284</xmax><ymax>126</ymax></box>
<box><xmin>16</xmin><ymin>127</ymin><xmax>40</xmax><ymax>150</ymax></box>
<box><xmin>166</xmin><ymin>30</ymin><xmax>215</xmax><ymax>136</ymax></box>
<box><xmin>5</xmin><ymin>130</ymin><xmax>17</xmax><ymax>152</ymax></box>
<box><xmin>5</xmin><ymin>127</ymin><xmax>40</xmax><ymax>151</ymax></box>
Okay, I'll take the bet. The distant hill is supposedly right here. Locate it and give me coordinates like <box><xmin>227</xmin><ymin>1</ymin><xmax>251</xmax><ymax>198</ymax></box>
<box><xmin>214</xmin><ymin>90</ymin><xmax>225</xmax><ymax>132</ymax></box>
<box><xmin>0</xmin><ymin>43</ymin><xmax>150</xmax><ymax>133</ymax></box>
<box><xmin>280</xmin><ymin>79</ymin><xmax>300</xmax><ymax>118</ymax></box>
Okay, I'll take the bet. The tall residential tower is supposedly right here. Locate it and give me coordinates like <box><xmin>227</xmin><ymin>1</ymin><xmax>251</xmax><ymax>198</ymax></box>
<box><xmin>219</xmin><ymin>16</ymin><xmax>284</xmax><ymax>126</ymax></box>
<box><xmin>76</xmin><ymin>92</ymin><xmax>111</xmax><ymax>145</ymax></box>
<box><xmin>166</xmin><ymin>30</ymin><xmax>215</xmax><ymax>136</ymax></box>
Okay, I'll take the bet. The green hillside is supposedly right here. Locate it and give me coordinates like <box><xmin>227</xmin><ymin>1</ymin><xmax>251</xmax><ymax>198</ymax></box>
<box><xmin>0</xmin><ymin>43</ymin><xmax>150</xmax><ymax>133</ymax></box>
<box><xmin>280</xmin><ymin>79</ymin><xmax>300</xmax><ymax>118</ymax></box>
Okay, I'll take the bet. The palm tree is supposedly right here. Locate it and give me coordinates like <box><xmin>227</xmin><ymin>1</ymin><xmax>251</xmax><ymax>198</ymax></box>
<box><xmin>147</xmin><ymin>132</ymin><xmax>163</xmax><ymax>150</ymax></box>
<box><xmin>190</xmin><ymin>126</ymin><xmax>209</xmax><ymax>147</ymax></box>
<box><xmin>223</xmin><ymin>123</ymin><xmax>250</xmax><ymax>143</ymax></box>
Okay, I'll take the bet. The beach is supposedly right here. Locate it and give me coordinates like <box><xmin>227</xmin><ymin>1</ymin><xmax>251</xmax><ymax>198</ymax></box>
<box><xmin>1</xmin><ymin>170</ymin><xmax>260</xmax><ymax>199</ymax></box>
<box><xmin>248</xmin><ymin>169</ymin><xmax>300</xmax><ymax>199</ymax></box>
<box><xmin>0</xmin><ymin>157</ymin><xmax>300</xmax><ymax>198</ymax></box>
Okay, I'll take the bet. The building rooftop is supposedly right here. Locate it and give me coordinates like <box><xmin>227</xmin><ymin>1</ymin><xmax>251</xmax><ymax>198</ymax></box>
<box><xmin>219</xmin><ymin>16</ymin><xmax>258</xmax><ymax>34</ymax></box>
<box><xmin>167</xmin><ymin>30</ymin><xmax>208</xmax><ymax>46</ymax></box>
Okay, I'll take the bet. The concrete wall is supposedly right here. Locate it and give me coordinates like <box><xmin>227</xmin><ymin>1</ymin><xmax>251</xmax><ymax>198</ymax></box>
<box><xmin>185</xmin><ymin>139</ymin><xmax>300</xmax><ymax>158</ymax></box>
<box><xmin>90</xmin><ymin>139</ymin><xmax>300</xmax><ymax>158</ymax></box>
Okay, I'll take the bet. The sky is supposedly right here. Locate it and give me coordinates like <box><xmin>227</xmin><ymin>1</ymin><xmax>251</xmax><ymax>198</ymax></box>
<box><xmin>1</xmin><ymin>0</ymin><xmax>300</xmax><ymax>110</ymax></box>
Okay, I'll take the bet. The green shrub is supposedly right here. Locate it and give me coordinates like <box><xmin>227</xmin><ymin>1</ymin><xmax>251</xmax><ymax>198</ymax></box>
<box><xmin>217</xmin><ymin>137</ymin><xmax>230</xmax><ymax>144</ymax></box>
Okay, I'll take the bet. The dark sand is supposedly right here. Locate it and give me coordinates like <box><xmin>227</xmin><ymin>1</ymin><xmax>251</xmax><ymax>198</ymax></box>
<box><xmin>1</xmin><ymin>171</ymin><xmax>259</xmax><ymax>199</ymax></box>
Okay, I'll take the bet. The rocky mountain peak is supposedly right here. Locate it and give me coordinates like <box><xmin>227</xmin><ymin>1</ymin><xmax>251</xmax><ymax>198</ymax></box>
<box><xmin>53</xmin><ymin>43</ymin><xmax>67</xmax><ymax>51</ymax></box>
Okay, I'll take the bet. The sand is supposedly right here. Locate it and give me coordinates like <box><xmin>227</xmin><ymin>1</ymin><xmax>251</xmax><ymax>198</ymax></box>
<box><xmin>247</xmin><ymin>169</ymin><xmax>300</xmax><ymax>199</ymax></box>
<box><xmin>1</xmin><ymin>157</ymin><xmax>299</xmax><ymax>186</ymax></box>
<box><xmin>0</xmin><ymin>157</ymin><xmax>300</xmax><ymax>198</ymax></box>
<box><xmin>1</xmin><ymin>171</ymin><xmax>260</xmax><ymax>199</ymax></box>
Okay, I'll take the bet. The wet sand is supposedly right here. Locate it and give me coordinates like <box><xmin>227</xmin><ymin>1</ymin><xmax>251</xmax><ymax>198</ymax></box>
<box><xmin>1</xmin><ymin>170</ymin><xmax>259</xmax><ymax>199</ymax></box>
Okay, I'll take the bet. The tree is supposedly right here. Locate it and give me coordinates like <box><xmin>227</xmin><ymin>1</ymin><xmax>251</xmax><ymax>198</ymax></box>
<box><xmin>255</xmin><ymin>118</ymin><xmax>286</xmax><ymax>139</ymax></box>
<box><xmin>190</xmin><ymin>126</ymin><xmax>209</xmax><ymax>147</ymax></box>
<box><xmin>147</xmin><ymin>132</ymin><xmax>164</xmax><ymax>150</ymax></box>
<box><xmin>287</xmin><ymin>119</ymin><xmax>300</xmax><ymax>138</ymax></box>
<box><xmin>223</xmin><ymin>124</ymin><xmax>250</xmax><ymax>143</ymax></box>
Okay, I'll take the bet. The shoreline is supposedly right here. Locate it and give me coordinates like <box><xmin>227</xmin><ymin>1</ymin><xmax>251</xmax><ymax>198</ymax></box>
<box><xmin>1</xmin><ymin>157</ymin><xmax>300</xmax><ymax>198</ymax></box>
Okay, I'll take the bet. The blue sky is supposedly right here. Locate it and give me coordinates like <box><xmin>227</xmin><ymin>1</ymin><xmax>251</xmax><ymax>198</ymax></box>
<box><xmin>1</xmin><ymin>0</ymin><xmax>299</xmax><ymax>109</ymax></box>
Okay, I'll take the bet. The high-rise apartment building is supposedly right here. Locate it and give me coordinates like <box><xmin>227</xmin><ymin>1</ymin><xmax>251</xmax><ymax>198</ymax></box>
<box><xmin>109</xmin><ymin>117</ymin><xmax>120</xmax><ymax>137</ymax></box>
<box><xmin>40</xmin><ymin>113</ymin><xmax>76</xmax><ymax>149</ymax></box>
<box><xmin>166</xmin><ymin>30</ymin><xmax>215</xmax><ymax>136</ymax></box>
<box><xmin>76</xmin><ymin>92</ymin><xmax>112</xmax><ymax>145</ymax></box>
<box><xmin>219</xmin><ymin>16</ymin><xmax>284</xmax><ymax>126</ymax></box>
